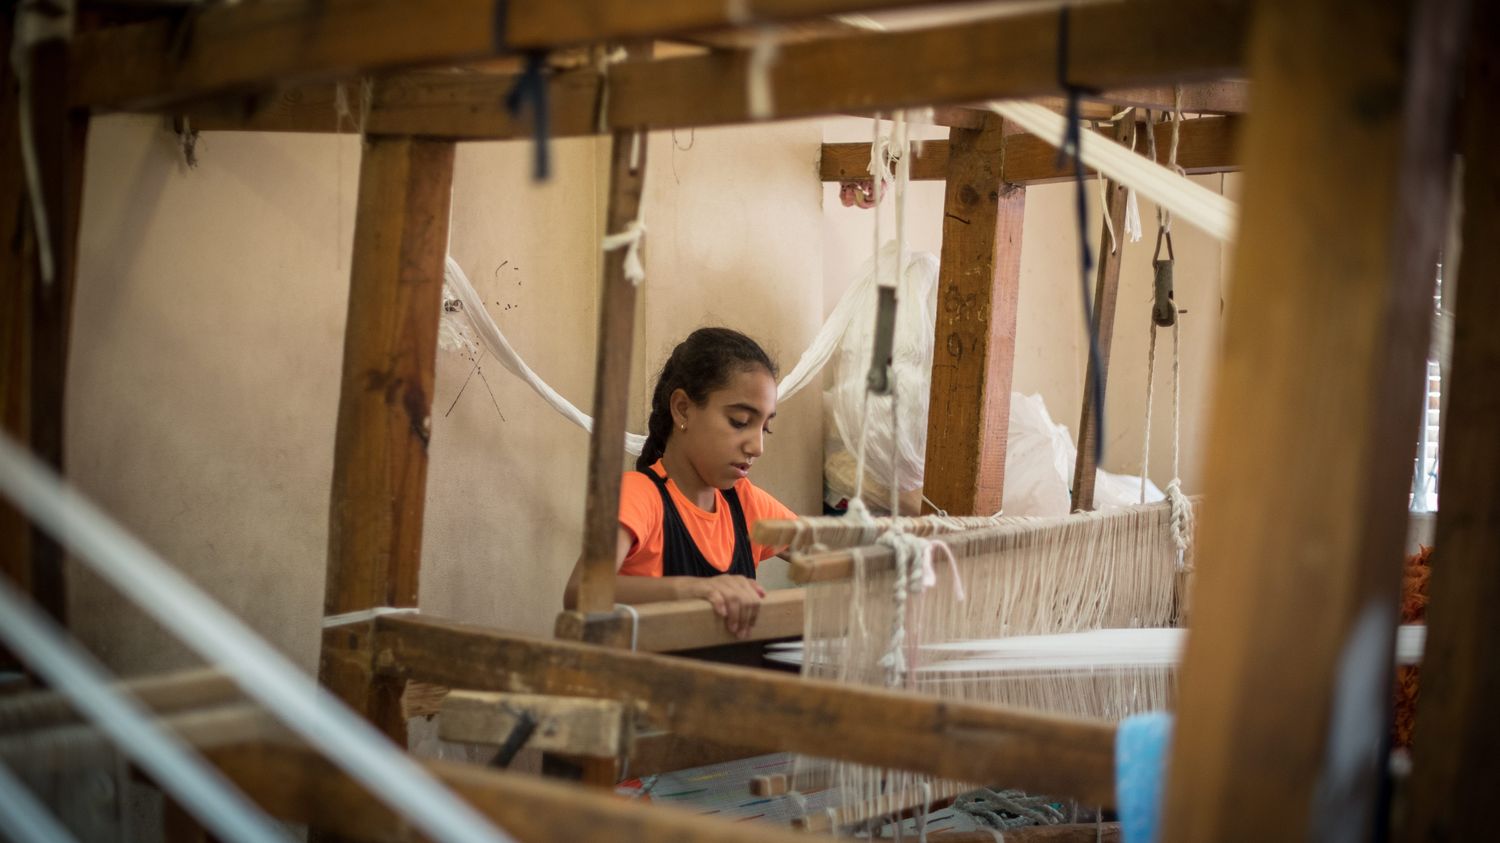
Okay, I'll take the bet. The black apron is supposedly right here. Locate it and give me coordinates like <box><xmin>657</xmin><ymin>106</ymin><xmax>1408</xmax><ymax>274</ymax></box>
<box><xmin>640</xmin><ymin>469</ymin><xmax>756</xmax><ymax>579</ymax></box>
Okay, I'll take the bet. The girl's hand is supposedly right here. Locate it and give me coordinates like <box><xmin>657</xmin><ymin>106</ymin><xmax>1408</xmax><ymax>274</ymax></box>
<box><xmin>689</xmin><ymin>575</ymin><xmax>766</xmax><ymax>639</ymax></box>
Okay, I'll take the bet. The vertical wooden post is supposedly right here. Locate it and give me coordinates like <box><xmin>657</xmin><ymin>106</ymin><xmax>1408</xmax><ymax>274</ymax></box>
<box><xmin>922</xmin><ymin>114</ymin><xmax>1025</xmax><ymax>517</ymax></box>
<box><xmin>1403</xmin><ymin>5</ymin><xmax>1500</xmax><ymax>839</ymax></box>
<box><xmin>1071</xmin><ymin>116</ymin><xmax>1134</xmax><ymax>512</ymax></box>
<box><xmin>319</xmin><ymin>136</ymin><xmax>455</xmax><ymax>743</ymax></box>
<box><xmin>0</xmin><ymin>12</ymin><xmax>87</xmax><ymax>628</ymax></box>
<box><xmin>574</xmin><ymin>129</ymin><xmax>648</xmax><ymax>617</ymax></box>
<box><xmin>1162</xmin><ymin>0</ymin><xmax>1467</xmax><ymax>840</ymax></box>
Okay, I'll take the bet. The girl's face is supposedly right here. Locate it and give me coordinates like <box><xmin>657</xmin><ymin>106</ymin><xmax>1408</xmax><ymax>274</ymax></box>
<box><xmin>671</xmin><ymin>366</ymin><xmax>778</xmax><ymax>490</ymax></box>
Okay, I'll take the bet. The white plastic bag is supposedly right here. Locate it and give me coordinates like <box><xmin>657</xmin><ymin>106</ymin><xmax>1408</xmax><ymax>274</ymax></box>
<box><xmin>1002</xmin><ymin>392</ymin><xmax>1164</xmax><ymax>516</ymax></box>
<box><xmin>826</xmin><ymin>242</ymin><xmax>940</xmax><ymax>498</ymax></box>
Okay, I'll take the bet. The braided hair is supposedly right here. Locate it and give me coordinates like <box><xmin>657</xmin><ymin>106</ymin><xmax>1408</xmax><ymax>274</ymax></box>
<box><xmin>636</xmin><ymin>328</ymin><xmax>778</xmax><ymax>472</ymax></box>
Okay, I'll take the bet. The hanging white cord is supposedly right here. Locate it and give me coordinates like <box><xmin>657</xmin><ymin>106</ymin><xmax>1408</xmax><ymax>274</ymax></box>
<box><xmin>0</xmin><ymin>434</ymin><xmax>516</xmax><ymax>843</ymax></box>
<box><xmin>988</xmin><ymin>101</ymin><xmax>1236</xmax><ymax>243</ymax></box>
<box><xmin>0</xmin><ymin>578</ymin><xmax>288</xmax><ymax>843</ymax></box>
<box><xmin>1139</xmin><ymin>323</ymin><xmax>1158</xmax><ymax>505</ymax></box>
<box><xmin>1164</xmin><ymin>323</ymin><xmax>1192</xmax><ymax>570</ymax></box>
<box><xmin>0</xmin><ymin>757</ymin><xmax>84</xmax><ymax>843</ymax></box>
<box><xmin>601</xmin><ymin>192</ymin><xmax>647</xmax><ymax>286</ymax></box>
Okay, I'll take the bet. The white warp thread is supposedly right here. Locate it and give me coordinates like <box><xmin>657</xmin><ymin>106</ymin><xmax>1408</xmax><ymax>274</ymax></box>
<box><xmin>322</xmin><ymin>606</ymin><xmax>420</xmax><ymax>629</ymax></box>
<box><xmin>444</xmin><ymin>246</ymin><xmax>874</xmax><ymax>454</ymax></box>
<box><xmin>988</xmin><ymin>100</ymin><xmax>1237</xmax><ymax>242</ymax></box>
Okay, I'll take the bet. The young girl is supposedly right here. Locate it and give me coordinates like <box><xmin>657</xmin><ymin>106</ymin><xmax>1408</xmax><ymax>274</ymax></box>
<box><xmin>563</xmin><ymin>328</ymin><xmax>796</xmax><ymax>639</ymax></box>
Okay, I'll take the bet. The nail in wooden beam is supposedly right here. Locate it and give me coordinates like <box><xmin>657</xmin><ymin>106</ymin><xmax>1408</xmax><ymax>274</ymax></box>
<box><xmin>574</xmin><ymin>129</ymin><xmax>648</xmax><ymax>618</ymax></box>
<box><xmin>318</xmin><ymin>136</ymin><xmax>455</xmax><ymax>742</ymax></box>
<box><xmin>922</xmin><ymin>114</ymin><xmax>1025</xmax><ymax>516</ymax></box>
<box><xmin>1403</xmin><ymin>3</ymin><xmax>1500</xmax><ymax>838</ymax></box>
<box><xmin>1071</xmin><ymin>115</ymin><xmax>1135</xmax><ymax>512</ymax></box>
<box><xmin>1161</xmin><ymin>0</ymin><xmax>1468</xmax><ymax>839</ymax></box>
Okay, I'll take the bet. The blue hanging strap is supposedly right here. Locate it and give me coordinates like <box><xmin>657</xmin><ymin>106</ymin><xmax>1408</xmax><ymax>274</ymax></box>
<box><xmin>505</xmin><ymin>50</ymin><xmax>552</xmax><ymax>181</ymax></box>
<box><xmin>1115</xmin><ymin>712</ymin><xmax>1174</xmax><ymax>843</ymax></box>
<box><xmin>1056</xmin><ymin>8</ymin><xmax>1106</xmax><ymax>470</ymax></box>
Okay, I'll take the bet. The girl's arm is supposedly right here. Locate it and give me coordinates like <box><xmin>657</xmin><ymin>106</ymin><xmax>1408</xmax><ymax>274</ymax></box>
<box><xmin>561</xmin><ymin>527</ymin><xmax>764</xmax><ymax>637</ymax></box>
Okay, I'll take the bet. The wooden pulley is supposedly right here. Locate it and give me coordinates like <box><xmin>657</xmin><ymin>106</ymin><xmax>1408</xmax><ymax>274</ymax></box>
<box><xmin>1152</xmin><ymin>227</ymin><xmax>1176</xmax><ymax>327</ymax></box>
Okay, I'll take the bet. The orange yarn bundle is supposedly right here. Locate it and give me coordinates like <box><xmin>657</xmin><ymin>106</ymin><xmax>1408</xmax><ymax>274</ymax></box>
<box><xmin>1393</xmin><ymin>545</ymin><xmax>1432</xmax><ymax>748</ymax></box>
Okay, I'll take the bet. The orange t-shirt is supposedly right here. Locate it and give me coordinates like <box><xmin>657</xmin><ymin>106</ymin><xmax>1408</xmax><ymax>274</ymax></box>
<box><xmin>617</xmin><ymin>462</ymin><xmax>796</xmax><ymax>577</ymax></box>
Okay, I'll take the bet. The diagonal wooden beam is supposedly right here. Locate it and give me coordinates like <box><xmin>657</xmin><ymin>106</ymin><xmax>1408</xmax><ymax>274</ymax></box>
<box><xmin>176</xmin><ymin>0</ymin><xmax>1247</xmax><ymax>135</ymax></box>
<box><xmin>369</xmin><ymin>613</ymin><xmax>1119</xmax><ymax>806</ymax></box>
<box><xmin>819</xmin><ymin>116</ymin><xmax>1241</xmax><ymax>183</ymax></box>
<box><xmin>68</xmin><ymin>0</ymin><xmax>1047</xmax><ymax>112</ymax></box>
<box><xmin>1161</xmin><ymin>0</ymin><xmax>1468</xmax><ymax>838</ymax></box>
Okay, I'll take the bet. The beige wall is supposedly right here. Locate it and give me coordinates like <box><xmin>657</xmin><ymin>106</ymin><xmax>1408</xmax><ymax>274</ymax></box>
<box><xmin>822</xmin><ymin>116</ymin><xmax>1238</xmax><ymax>496</ymax></box>
<box><xmin>66</xmin><ymin>117</ymin><xmax>823</xmax><ymax>676</ymax></box>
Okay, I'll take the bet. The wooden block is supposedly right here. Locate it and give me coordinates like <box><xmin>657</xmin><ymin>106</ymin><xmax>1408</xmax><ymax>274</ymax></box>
<box><xmin>1161</xmin><ymin>0</ymin><xmax>1468</xmax><ymax>839</ymax></box>
<box><xmin>922</xmin><ymin>113</ymin><xmax>1024</xmax><ymax>516</ymax></box>
<box><xmin>439</xmin><ymin>691</ymin><xmax>632</xmax><ymax>759</ymax></box>
<box><xmin>375</xmin><ymin>614</ymin><xmax>1119</xmax><ymax>806</ymax></box>
<box><xmin>750</xmin><ymin>773</ymin><xmax>788</xmax><ymax>796</ymax></box>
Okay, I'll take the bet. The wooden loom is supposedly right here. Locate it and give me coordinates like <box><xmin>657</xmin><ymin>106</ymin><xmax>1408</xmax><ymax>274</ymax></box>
<box><xmin>0</xmin><ymin>0</ymin><xmax>1494</xmax><ymax>841</ymax></box>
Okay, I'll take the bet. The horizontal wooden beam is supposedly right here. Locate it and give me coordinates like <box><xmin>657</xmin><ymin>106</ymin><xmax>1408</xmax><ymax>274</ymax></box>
<box><xmin>554</xmin><ymin>587</ymin><xmax>804</xmax><ymax>651</ymax></box>
<box><xmin>179</xmin><ymin>0</ymin><xmax>1245</xmax><ymax>137</ymax></box>
<box><xmin>370</xmin><ymin>614</ymin><xmax>1118</xmax><ymax>805</ymax></box>
<box><xmin>69</xmin><ymin>0</ymin><xmax>1054</xmax><ymax>112</ymax></box>
<box><xmin>209</xmin><ymin>740</ymin><xmax>815</xmax><ymax>843</ymax></box>
<box><xmin>1037</xmin><ymin>80</ymin><xmax>1250</xmax><ymax>115</ymax></box>
<box><xmin>819</xmin><ymin>116</ymin><xmax>1241</xmax><ymax>183</ymax></box>
<box><xmin>2</xmin><ymin>705</ymin><xmax>285</xmax><ymax>770</ymax></box>
<box><xmin>0</xmin><ymin>668</ymin><xmax>238</xmax><ymax>735</ymax></box>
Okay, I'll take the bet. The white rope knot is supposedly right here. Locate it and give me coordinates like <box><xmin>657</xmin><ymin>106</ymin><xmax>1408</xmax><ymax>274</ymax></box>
<box><xmin>1165</xmin><ymin>479</ymin><xmax>1193</xmax><ymax>571</ymax></box>
<box><xmin>601</xmin><ymin>213</ymin><xmax>647</xmax><ymax>286</ymax></box>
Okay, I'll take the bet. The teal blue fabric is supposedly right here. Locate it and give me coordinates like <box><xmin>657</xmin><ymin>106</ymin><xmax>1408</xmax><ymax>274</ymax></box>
<box><xmin>1115</xmin><ymin>712</ymin><xmax>1174</xmax><ymax>843</ymax></box>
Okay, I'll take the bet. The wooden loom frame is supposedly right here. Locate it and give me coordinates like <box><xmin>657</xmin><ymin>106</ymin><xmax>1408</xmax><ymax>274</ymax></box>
<box><xmin>0</xmin><ymin>0</ymin><xmax>1493</xmax><ymax>841</ymax></box>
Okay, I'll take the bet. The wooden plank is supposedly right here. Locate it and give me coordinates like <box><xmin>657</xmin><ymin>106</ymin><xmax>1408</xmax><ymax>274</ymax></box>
<box><xmin>820</xmin><ymin>116</ymin><xmax>1241</xmax><ymax>184</ymax></box>
<box><xmin>922</xmin><ymin>113</ymin><xmax>1024</xmax><ymax>516</ymax></box>
<box><xmin>1071</xmin><ymin>116</ymin><xmax>1135</xmax><ymax>512</ymax></box>
<box><xmin>439</xmin><ymin>691</ymin><xmax>633</xmax><ymax>759</ymax></box>
<box><xmin>6</xmin><ymin>32</ymin><xmax>89</xmax><ymax>627</ymax></box>
<box><xmin>1403</xmin><ymin>3</ymin><xmax>1500</xmax><ymax>838</ymax></box>
<box><xmin>209</xmin><ymin>740</ymin><xmax>818</xmax><ymax>843</ymax></box>
<box><xmin>574</xmin><ymin>128</ymin><xmax>649</xmax><ymax>617</ymax></box>
<box><xmin>1</xmin><ymin>705</ymin><xmax>287</xmax><ymax>770</ymax></box>
<box><xmin>557</xmin><ymin>587</ymin><xmax>804</xmax><ymax>652</ymax></box>
<box><xmin>0</xmin><ymin>11</ymin><xmax>35</xmax><ymax>619</ymax></box>
<box><xmin>319</xmin><ymin>137</ymin><xmax>455</xmax><ymax>742</ymax></box>
<box><xmin>68</xmin><ymin>0</ymin><xmax>1021</xmax><ymax>112</ymax></box>
<box><xmin>1161</xmin><ymin>0</ymin><xmax>1468</xmax><ymax>839</ymax></box>
<box><xmin>1044</xmin><ymin>80</ymin><xmax>1250</xmax><ymax>115</ymax></box>
<box><xmin>0</xmin><ymin>668</ymin><xmax>237</xmax><ymax>735</ymax></box>
<box><xmin>372</xmin><ymin>614</ymin><xmax>1119</xmax><ymax>805</ymax></box>
<box><xmin>180</xmin><ymin>0</ymin><xmax>1247</xmax><ymax>136</ymax></box>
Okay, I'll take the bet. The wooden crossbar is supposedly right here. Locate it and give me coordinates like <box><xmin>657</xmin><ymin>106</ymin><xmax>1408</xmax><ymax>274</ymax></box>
<box><xmin>819</xmin><ymin>116</ymin><xmax>1241</xmax><ymax>184</ymax></box>
<box><xmin>368</xmin><ymin>614</ymin><xmax>1118</xmax><ymax>806</ymax></box>
<box><xmin>70</xmin><ymin>0</ymin><xmax>1023</xmax><ymax>111</ymax></box>
<box><xmin>175</xmin><ymin>0</ymin><xmax>1246</xmax><ymax>136</ymax></box>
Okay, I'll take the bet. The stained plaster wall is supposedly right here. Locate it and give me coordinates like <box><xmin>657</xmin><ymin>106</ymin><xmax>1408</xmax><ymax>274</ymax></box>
<box><xmin>64</xmin><ymin>116</ymin><xmax>823</xmax><ymax>677</ymax></box>
<box><xmin>822</xmin><ymin>117</ymin><xmax>1240</xmax><ymax>496</ymax></box>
